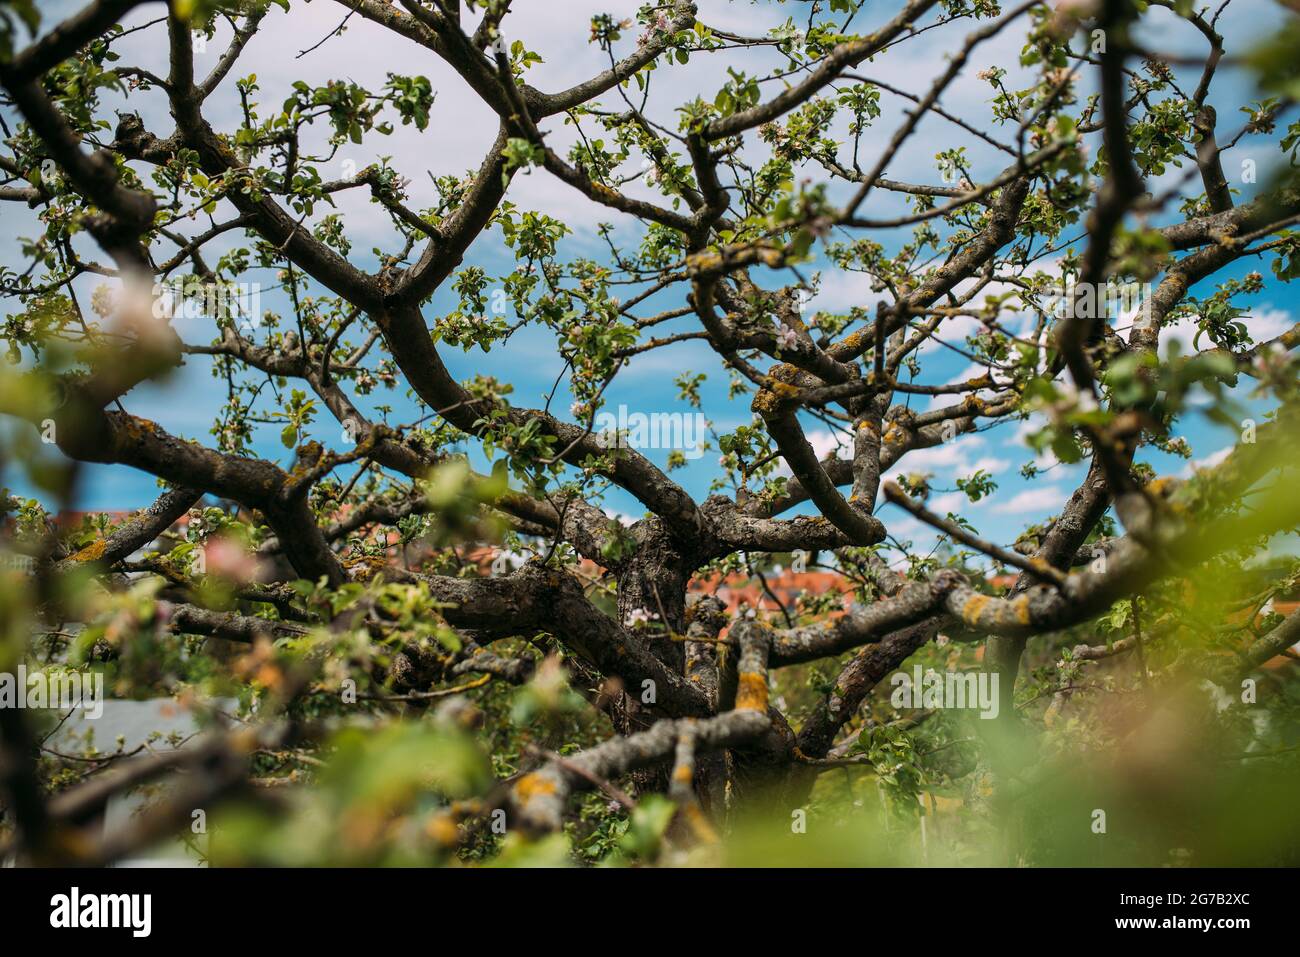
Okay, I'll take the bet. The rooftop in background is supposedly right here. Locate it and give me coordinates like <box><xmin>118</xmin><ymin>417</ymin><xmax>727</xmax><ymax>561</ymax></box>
<box><xmin>11</xmin><ymin>517</ymin><xmax>1299</xmax><ymax>669</ymax></box>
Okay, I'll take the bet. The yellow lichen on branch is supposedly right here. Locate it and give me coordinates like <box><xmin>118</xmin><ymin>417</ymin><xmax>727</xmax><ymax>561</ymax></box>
<box><xmin>513</xmin><ymin>772</ymin><xmax>557</xmax><ymax>804</ymax></box>
<box><xmin>69</xmin><ymin>538</ymin><xmax>108</xmax><ymax>563</ymax></box>
<box><xmin>735</xmin><ymin>671</ymin><xmax>768</xmax><ymax>712</ymax></box>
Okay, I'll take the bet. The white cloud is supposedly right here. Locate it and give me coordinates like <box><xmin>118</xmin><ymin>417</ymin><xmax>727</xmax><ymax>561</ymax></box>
<box><xmin>1159</xmin><ymin>305</ymin><xmax>1294</xmax><ymax>355</ymax></box>
<box><xmin>916</xmin><ymin>313</ymin><xmax>982</xmax><ymax>357</ymax></box>
<box><xmin>805</xmin><ymin>271</ymin><xmax>889</xmax><ymax>316</ymax></box>
<box><xmin>886</xmin><ymin>516</ymin><xmax>927</xmax><ymax>541</ymax></box>
<box><xmin>968</xmin><ymin>455</ymin><xmax>1011</xmax><ymax>475</ymax></box>
<box><xmin>805</xmin><ymin>428</ymin><xmax>853</xmax><ymax>461</ymax></box>
<box><xmin>603</xmin><ymin>507</ymin><xmax>636</xmax><ymax>527</ymax></box>
<box><xmin>1009</xmin><ymin>415</ymin><xmax>1070</xmax><ymax>471</ymax></box>
<box><xmin>892</xmin><ymin>434</ymin><xmax>983</xmax><ymax>472</ymax></box>
<box><xmin>1246</xmin><ymin>307</ymin><xmax>1293</xmax><ymax>343</ymax></box>
<box><xmin>772</xmin><ymin>427</ymin><xmax>851</xmax><ymax>479</ymax></box>
<box><xmin>990</xmin><ymin>485</ymin><xmax>1065</xmax><ymax>515</ymax></box>
<box><xmin>1179</xmin><ymin>446</ymin><xmax>1231</xmax><ymax>478</ymax></box>
<box><xmin>929</xmin><ymin>491</ymin><xmax>969</xmax><ymax>513</ymax></box>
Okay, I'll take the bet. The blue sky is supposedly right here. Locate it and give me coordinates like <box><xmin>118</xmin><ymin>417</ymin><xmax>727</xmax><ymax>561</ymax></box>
<box><xmin>2</xmin><ymin>0</ymin><xmax>1296</xmax><ymax>563</ymax></box>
